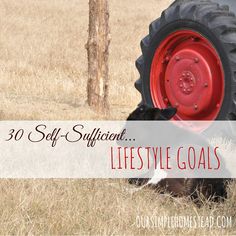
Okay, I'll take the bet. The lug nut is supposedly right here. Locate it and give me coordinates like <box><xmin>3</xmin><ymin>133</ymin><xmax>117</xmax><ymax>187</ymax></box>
<box><xmin>165</xmin><ymin>56</ymin><xmax>170</xmax><ymax>62</ymax></box>
<box><xmin>216</xmin><ymin>103</ymin><xmax>220</xmax><ymax>108</ymax></box>
<box><xmin>194</xmin><ymin>58</ymin><xmax>199</xmax><ymax>63</ymax></box>
<box><xmin>194</xmin><ymin>104</ymin><xmax>198</xmax><ymax>110</ymax></box>
<box><xmin>180</xmin><ymin>84</ymin><xmax>183</xmax><ymax>88</ymax></box>
<box><xmin>175</xmin><ymin>56</ymin><xmax>180</xmax><ymax>61</ymax></box>
<box><xmin>164</xmin><ymin>98</ymin><xmax>169</xmax><ymax>103</ymax></box>
<box><xmin>204</xmin><ymin>83</ymin><xmax>208</xmax><ymax>88</ymax></box>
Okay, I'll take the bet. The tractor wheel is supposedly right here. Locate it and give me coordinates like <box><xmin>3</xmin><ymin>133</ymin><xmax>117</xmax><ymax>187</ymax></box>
<box><xmin>135</xmin><ymin>0</ymin><xmax>236</xmax><ymax>123</ymax></box>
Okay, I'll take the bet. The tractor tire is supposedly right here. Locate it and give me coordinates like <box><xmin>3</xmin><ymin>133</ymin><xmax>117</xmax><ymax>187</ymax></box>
<box><xmin>135</xmin><ymin>0</ymin><xmax>236</xmax><ymax>123</ymax></box>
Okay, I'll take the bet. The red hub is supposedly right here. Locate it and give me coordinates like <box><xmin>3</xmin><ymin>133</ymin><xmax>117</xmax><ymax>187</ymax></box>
<box><xmin>150</xmin><ymin>30</ymin><xmax>225</xmax><ymax>121</ymax></box>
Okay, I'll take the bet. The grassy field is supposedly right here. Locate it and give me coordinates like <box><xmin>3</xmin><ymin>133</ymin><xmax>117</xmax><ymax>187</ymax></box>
<box><xmin>0</xmin><ymin>0</ymin><xmax>172</xmax><ymax>120</ymax></box>
<box><xmin>0</xmin><ymin>0</ymin><xmax>235</xmax><ymax>234</ymax></box>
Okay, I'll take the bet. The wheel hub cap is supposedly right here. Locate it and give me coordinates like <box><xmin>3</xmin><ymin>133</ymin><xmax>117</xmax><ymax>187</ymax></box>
<box><xmin>179</xmin><ymin>71</ymin><xmax>195</xmax><ymax>95</ymax></box>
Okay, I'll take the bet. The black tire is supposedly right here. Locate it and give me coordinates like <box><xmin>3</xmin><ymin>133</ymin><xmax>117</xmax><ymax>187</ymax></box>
<box><xmin>135</xmin><ymin>0</ymin><xmax>236</xmax><ymax>121</ymax></box>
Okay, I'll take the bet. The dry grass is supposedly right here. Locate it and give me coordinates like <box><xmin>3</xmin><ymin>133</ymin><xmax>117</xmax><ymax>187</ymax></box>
<box><xmin>0</xmin><ymin>0</ymin><xmax>235</xmax><ymax>234</ymax></box>
<box><xmin>0</xmin><ymin>0</ymin><xmax>172</xmax><ymax>120</ymax></box>
<box><xmin>0</xmin><ymin>179</ymin><xmax>235</xmax><ymax>235</ymax></box>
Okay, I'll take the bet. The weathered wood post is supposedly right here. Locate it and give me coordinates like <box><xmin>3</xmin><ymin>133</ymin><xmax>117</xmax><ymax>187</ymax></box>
<box><xmin>86</xmin><ymin>0</ymin><xmax>110</xmax><ymax>113</ymax></box>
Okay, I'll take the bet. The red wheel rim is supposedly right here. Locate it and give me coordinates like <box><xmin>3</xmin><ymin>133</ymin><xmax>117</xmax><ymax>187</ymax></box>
<box><xmin>150</xmin><ymin>30</ymin><xmax>225</xmax><ymax>122</ymax></box>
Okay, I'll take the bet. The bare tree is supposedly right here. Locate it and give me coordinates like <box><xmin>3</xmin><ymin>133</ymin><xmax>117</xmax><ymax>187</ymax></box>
<box><xmin>86</xmin><ymin>0</ymin><xmax>110</xmax><ymax>113</ymax></box>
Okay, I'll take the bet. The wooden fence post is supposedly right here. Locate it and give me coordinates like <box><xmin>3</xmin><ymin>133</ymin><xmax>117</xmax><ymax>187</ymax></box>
<box><xmin>87</xmin><ymin>0</ymin><xmax>110</xmax><ymax>113</ymax></box>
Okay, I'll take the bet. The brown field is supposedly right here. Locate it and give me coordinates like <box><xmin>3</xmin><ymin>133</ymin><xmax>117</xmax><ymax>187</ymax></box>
<box><xmin>0</xmin><ymin>0</ymin><xmax>235</xmax><ymax>235</ymax></box>
<box><xmin>0</xmin><ymin>0</ymin><xmax>172</xmax><ymax>120</ymax></box>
